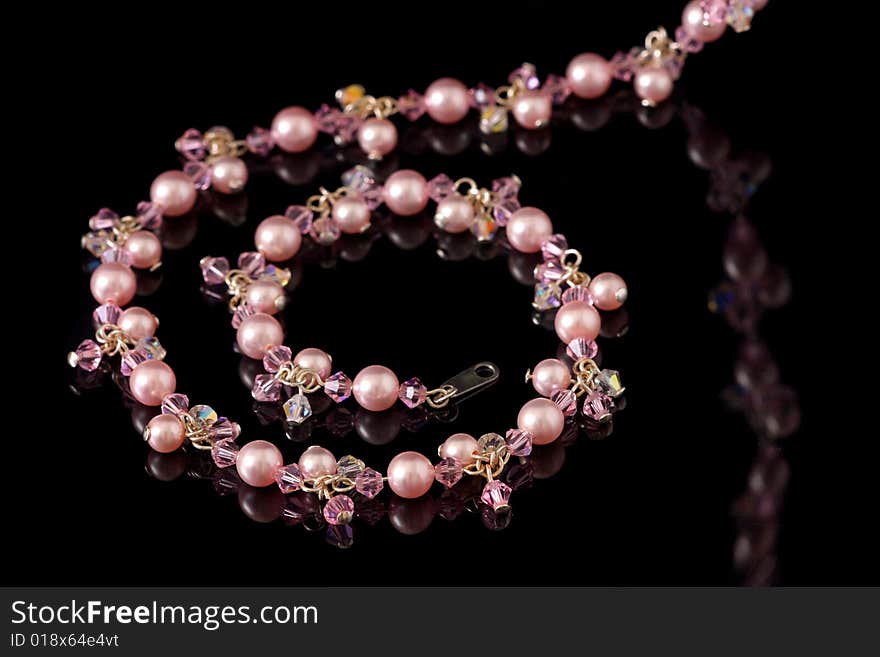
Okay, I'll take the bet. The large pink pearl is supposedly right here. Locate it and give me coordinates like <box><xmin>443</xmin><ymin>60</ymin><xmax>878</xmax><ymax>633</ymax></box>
<box><xmin>90</xmin><ymin>262</ymin><xmax>136</xmax><ymax>306</ymax></box>
<box><xmin>118</xmin><ymin>307</ymin><xmax>158</xmax><ymax>341</ymax></box>
<box><xmin>150</xmin><ymin>170</ymin><xmax>196</xmax><ymax>217</ymax></box>
<box><xmin>511</xmin><ymin>91</ymin><xmax>552</xmax><ymax>129</ymax></box>
<box><xmin>589</xmin><ymin>272</ymin><xmax>628</xmax><ymax>311</ymax></box>
<box><xmin>236</xmin><ymin>440</ymin><xmax>284</xmax><ymax>488</ymax></box>
<box><xmin>236</xmin><ymin>312</ymin><xmax>284</xmax><ymax>360</ymax></box>
<box><xmin>634</xmin><ymin>68</ymin><xmax>673</xmax><ymax>105</ymax></box>
<box><xmin>331</xmin><ymin>196</ymin><xmax>371</xmax><ymax>234</ymax></box>
<box><xmin>517</xmin><ymin>398</ymin><xmax>564</xmax><ymax>445</ymax></box>
<box><xmin>298</xmin><ymin>445</ymin><xmax>337</xmax><ymax>478</ymax></box>
<box><xmin>506</xmin><ymin>206</ymin><xmax>553</xmax><ymax>253</ymax></box>
<box><xmin>210</xmin><ymin>156</ymin><xmax>248</xmax><ymax>194</ymax></box>
<box><xmin>387</xmin><ymin>451</ymin><xmax>434</xmax><ymax>499</ymax></box>
<box><xmin>438</xmin><ymin>433</ymin><xmax>479</xmax><ymax>465</ymax></box>
<box><xmin>383</xmin><ymin>170</ymin><xmax>429</xmax><ymax>216</ymax></box>
<box><xmin>124</xmin><ymin>230</ymin><xmax>162</xmax><ymax>269</ymax></box>
<box><xmin>531</xmin><ymin>359</ymin><xmax>571</xmax><ymax>397</ymax></box>
<box><xmin>353</xmin><ymin>365</ymin><xmax>400</xmax><ymax>412</ymax></box>
<box><xmin>271</xmin><ymin>106</ymin><xmax>318</xmax><ymax>153</ymax></box>
<box><xmin>255</xmin><ymin>215</ymin><xmax>302</xmax><ymax>262</ymax></box>
<box><xmin>357</xmin><ymin>118</ymin><xmax>398</xmax><ymax>158</ymax></box>
<box><xmin>424</xmin><ymin>77</ymin><xmax>470</xmax><ymax>124</ymax></box>
<box><xmin>294</xmin><ymin>347</ymin><xmax>332</xmax><ymax>380</ymax></box>
<box><xmin>566</xmin><ymin>53</ymin><xmax>612</xmax><ymax>99</ymax></box>
<box><xmin>434</xmin><ymin>195</ymin><xmax>474</xmax><ymax>233</ymax></box>
<box><xmin>554</xmin><ymin>300</ymin><xmax>601</xmax><ymax>343</ymax></box>
<box><xmin>245</xmin><ymin>279</ymin><xmax>285</xmax><ymax>314</ymax></box>
<box><xmin>145</xmin><ymin>414</ymin><xmax>186</xmax><ymax>453</ymax></box>
<box><xmin>129</xmin><ymin>360</ymin><xmax>176</xmax><ymax>407</ymax></box>
<box><xmin>682</xmin><ymin>0</ymin><xmax>727</xmax><ymax>42</ymax></box>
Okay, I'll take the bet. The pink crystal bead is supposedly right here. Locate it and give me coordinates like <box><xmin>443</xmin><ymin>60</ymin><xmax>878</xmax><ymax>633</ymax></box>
<box><xmin>398</xmin><ymin>89</ymin><xmax>426</xmax><ymax>121</ymax></box>
<box><xmin>207</xmin><ymin>418</ymin><xmax>241</xmax><ymax>442</ymax></box>
<box><xmin>89</xmin><ymin>208</ymin><xmax>119</xmax><ymax>231</ymax></box>
<box><xmin>427</xmin><ymin>173</ymin><xmax>454</xmax><ymax>202</ymax></box>
<box><xmin>535</xmin><ymin>261</ymin><xmax>564</xmax><ymax>283</ymax></box>
<box><xmin>309</xmin><ymin>216</ymin><xmax>341</xmax><ymax>245</ymax></box>
<box><xmin>275</xmin><ymin>463</ymin><xmax>304</xmax><ymax>493</ymax></box>
<box><xmin>73</xmin><ymin>339</ymin><xmax>102</xmax><ymax>371</ymax></box>
<box><xmin>398</xmin><ymin>377</ymin><xmax>427</xmax><ymax>409</ymax></box>
<box><xmin>92</xmin><ymin>302</ymin><xmax>122</xmax><ymax>326</ymax></box>
<box><xmin>341</xmin><ymin>166</ymin><xmax>384</xmax><ymax>210</ymax></box>
<box><xmin>120</xmin><ymin>348</ymin><xmax>149</xmax><ymax>376</ymax></box>
<box><xmin>231</xmin><ymin>303</ymin><xmax>255</xmax><ymax>329</ymax></box>
<box><xmin>492</xmin><ymin>199</ymin><xmax>520</xmax><ymax>227</ymax></box>
<box><xmin>355</xmin><ymin>467</ymin><xmax>384</xmax><ymax>498</ymax></box>
<box><xmin>135</xmin><ymin>201</ymin><xmax>163</xmax><ymax>230</ymax></box>
<box><xmin>561</xmin><ymin>286</ymin><xmax>594</xmax><ymax>305</ymax></box>
<box><xmin>184</xmin><ymin>161</ymin><xmax>212</xmax><ymax>191</ymax></box>
<box><xmin>324</xmin><ymin>371</ymin><xmax>353</xmax><ymax>403</ymax></box>
<box><xmin>252</xmin><ymin>374</ymin><xmax>282</xmax><ymax>402</ymax></box>
<box><xmin>675</xmin><ymin>25</ymin><xmax>704</xmax><ymax>53</ymax></box>
<box><xmin>541</xmin><ymin>234</ymin><xmax>568</xmax><ymax>262</ymax></box>
<box><xmin>237</xmin><ymin>251</ymin><xmax>266</xmax><ymax>277</ymax></box>
<box><xmin>508</xmin><ymin>63</ymin><xmax>540</xmax><ymax>91</ymax></box>
<box><xmin>100</xmin><ymin>247</ymin><xmax>132</xmax><ymax>266</ymax></box>
<box><xmin>175</xmin><ymin>128</ymin><xmax>206</xmax><ymax>161</ymax></box>
<box><xmin>284</xmin><ymin>205</ymin><xmax>314</xmax><ymax>234</ymax></box>
<box><xmin>610</xmin><ymin>49</ymin><xmax>637</xmax><ymax>82</ymax></box>
<box><xmin>211</xmin><ymin>439</ymin><xmax>240</xmax><ymax>468</ymax></box>
<box><xmin>200</xmin><ymin>256</ymin><xmax>230</xmax><ymax>285</ymax></box>
<box><xmin>551</xmin><ymin>389</ymin><xmax>578</xmax><ymax>417</ymax></box>
<box><xmin>566</xmin><ymin>338</ymin><xmax>598</xmax><ymax>360</ymax></box>
<box><xmin>323</xmin><ymin>494</ymin><xmax>355</xmax><ymax>525</ymax></box>
<box><xmin>434</xmin><ymin>458</ymin><xmax>463</xmax><ymax>488</ymax></box>
<box><xmin>161</xmin><ymin>393</ymin><xmax>190</xmax><ymax>416</ymax></box>
<box><xmin>505</xmin><ymin>428</ymin><xmax>534</xmax><ymax>456</ymax></box>
<box><xmin>315</xmin><ymin>104</ymin><xmax>360</xmax><ymax>143</ymax></box>
<box><xmin>492</xmin><ymin>176</ymin><xmax>521</xmax><ymax>201</ymax></box>
<box><xmin>262</xmin><ymin>345</ymin><xmax>292</xmax><ymax>373</ymax></box>
<box><xmin>468</xmin><ymin>82</ymin><xmax>495</xmax><ymax>109</ymax></box>
<box><xmin>481</xmin><ymin>480</ymin><xmax>512</xmax><ymax>510</ymax></box>
<box><xmin>543</xmin><ymin>73</ymin><xmax>573</xmax><ymax>105</ymax></box>
<box><xmin>246</xmin><ymin>126</ymin><xmax>274</xmax><ymax>156</ymax></box>
<box><xmin>583</xmin><ymin>389</ymin><xmax>615</xmax><ymax>422</ymax></box>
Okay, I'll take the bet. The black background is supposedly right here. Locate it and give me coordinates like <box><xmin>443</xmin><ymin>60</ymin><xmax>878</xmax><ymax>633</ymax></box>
<box><xmin>10</xmin><ymin>2</ymin><xmax>860</xmax><ymax>585</ymax></box>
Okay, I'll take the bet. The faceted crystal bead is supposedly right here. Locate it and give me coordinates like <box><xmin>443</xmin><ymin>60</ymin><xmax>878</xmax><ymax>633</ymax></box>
<box><xmin>92</xmin><ymin>302</ymin><xmax>122</xmax><ymax>327</ymax></box>
<box><xmin>261</xmin><ymin>265</ymin><xmax>291</xmax><ymax>286</ymax></box>
<box><xmin>324</xmin><ymin>371</ymin><xmax>353</xmax><ymax>403</ymax></box>
<box><xmin>175</xmin><ymin>128</ymin><xmax>206</xmax><ymax>160</ymax></box>
<box><xmin>504</xmin><ymin>428</ymin><xmax>534</xmax><ymax>456</ymax></box>
<box><xmin>262</xmin><ymin>345</ymin><xmax>292</xmax><ymax>373</ymax></box>
<box><xmin>398</xmin><ymin>89</ymin><xmax>426</xmax><ymax>121</ymax></box>
<box><xmin>315</xmin><ymin>103</ymin><xmax>343</xmax><ymax>132</ymax></box>
<box><xmin>135</xmin><ymin>201</ymin><xmax>163</xmax><ymax>230</ymax></box>
<box><xmin>479</xmin><ymin>105</ymin><xmax>508</xmax><ymax>134</ymax></box>
<box><xmin>252</xmin><ymin>374</ymin><xmax>282</xmax><ymax>402</ymax></box>
<box><xmin>211</xmin><ymin>439</ymin><xmax>239</xmax><ymax>468</ymax></box>
<box><xmin>596</xmin><ymin>369</ymin><xmax>624</xmax><ymax>397</ymax></box>
<box><xmin>561</xmin><ymin>286</ymin><xmax>594</xmax><ymax>306</ymax></box>
<box><xmin>566</xmin><ymin>338</ymin><xmax>598</xmax><ymax>360</ymax></box>
<box><xmin>541</xmin><ymin>234</ymin><xmax>568</xmax><ymax>262</ymax></box>
<box><xmin>184</xmin><ymin>160</ymin><xmax>212</xmax><ymax>191</ymax></box>
<box><xmin>354</xmin><ymin>467</ymin><xmax>384</xmax><ymax>499</ymax></box>
<box><xmin>609</xmin><ymin>49</ymin><xmax>637</xmax><ymax>82</ymax></box>
<box><xmin>72</xmin><ymin>339</ymin><xmax>102</xmax><ymax>371</ymax></box>
<box><xmin>284</xmin><ymin>205</ymin><xmax>314</xmax><ymax>234</ymax></box>
<box><xmin>200</xmin><ymin>256</ymin><xmax>230</xmax><ymax>285</ymax></box>
<box><xmin>342</xmin><ymin>165</ymin><xmax>384</xmax><ymax>209</ymax></box>
<box><xmin>398</xmin><ymin>377</ymin><xmax>427</xmax><ymax>409</ymax></box>
<box><xmin>231</xmin><ymin>303</ymin><xmax>255</xmax><ymax>329</ymax></box>
<box><xmin>326</xmin><ymin>524</ymin><xmax>354</xmax><ymax>548</ymax></box>
<box><xmin>336</xmin><ymin>455</ymin><xmax>366</xmax><ymax>478</ymax></box>
<box><xmin>427</xmin><ymin>173</ymin><xmax>454</xmax><ymax>202</ymax></box>
<box><xmin>161</xmin><ymin>393</ymin><xmax>190</xmax><ymax>416</ymax></box>
<box><xmin>207</xmin><ymin>418</ymin><xmax>241</xmax><ymax>442</ymax></box>
<box><xmin>491</xmin><ymin>176</ymin><xmax>521</xmax><ymax>202</ymax></box>
<box><xmin>323</xmin><ymin>494</ymin><xmax>355</xmax><ymax>525</ymax></box>
<box><xmin>354</xmin><ymin>495</ymin><xmax>385</xmax><ymax>525</ymax></box>
<box><xmin>88</xmin><ymin>207</ymin><xmax>119</xmax><ymax>231</ymax></box>
<box><xmin>674</xmin><ymin>25</ymin><xmax>704</xmax><ymax>53</ymax></box>
<box><xmin>726</xmin><ymin>0</ymin><xmax>754</xmax><ymax>32</ymax></box>
<box><xmin>551</xmin><ymin>389</ymin><xmax>578</xmax><ymax>417</ymax></box>
<box><xmin>542</xmin><ymin>73</ymin><xmax>572</xmax><ymax>105</ymax></box>
<box><xmin>533</xmin><ymin>282</ymin><xmax>561</xmax><ymax>310</ymax></box>
<box><xmin>477</xmin><ymin>432</ymin><xmax>506</xmax><ymax>453</ymax></box>
<box><xmin>492</xmin><ymin>199</ymin><xmax>520</xmax><ymax>227</ymax></box>
<box><xmin>275</xmin><ymin>463</ymin><xmax>304</xmax><ymax>493</ymax></box>
<box><xmin>508</xmin><ymin>63</ymin><xmax>540</xmax><ymax>91</ymax></box>
<box><xmin>664</xmin><ymin>53</ymin><xmax>686</xmax><ymax>81</ymax></box>
<box><xmin>283</xmin><ymin>394</ymin><xmax>312</xmax><ymax>424</ymax></box>
<box><xmin>583</xmin><ymin>389</ymin><xmax>615</xmax><ymax>422</ymax></box>
<box><xmin>82</xmin><ymin>231</ymin><xmax>114</xmax><ymax>256</ymax></box>
<box><xmin>245</xmin><ymin>126</ymin><xmax>274</xmax><ymax>156</ymax></box>
<box><xmin>471</xmin><ymin>214</ymin><xmax>497</xmax><ymax>241</ymax></box>
<box><xmin>468</xmin><ymin>82</ymin><xmax>495</xmax><ymax>109</ymax></box>
<box><xmin>534</xmin><ymin>261</ymin><xmax>564</xmax><ymax>283</ymax></box>
<box><xmin>120</xmin><ymin>348</ymin><xmax>149</xmax><ymax>376</ymax></box>
<box><xmin>100</xmin><ymin>247</ymin><xmax>132</xmax><ymax>265</ymax></box>
<box><xmin>309</xmin><ymin>216</ymin><xmax>341</xmax><ymax>245</ymax></box>
<box><xmin>434</xmin><ymin>458</ymin><xmax>463</xmax><ymax>488</ymax></box>
<box><xmin>190</xmin><ymin>404</ymin><xmax>218</xmax><ymax>425</ymax></box>
<box><xmin>136</xmin><ymin>336</ymin><xmax>166</xmax><ymax>360</ymax></box>
<box><xmin>481</xmin><ymin>480</ymin><xmax>512</xmax><ymax>510</ymax></box>
<box><xmin>237</xmin><ymin>251</ymin><xmax>266</xmax><ymax>278</ymax></box>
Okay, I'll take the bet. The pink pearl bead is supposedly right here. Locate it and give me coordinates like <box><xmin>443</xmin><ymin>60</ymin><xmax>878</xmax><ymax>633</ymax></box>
<box><xmin>123</xmin><ymin>230</ymin><xmax>162</xmax><ymax>269</ymax></box>
<box><xmin>90</xmin><ymin>262</ymin><xmax>137</xmax><ymax>306</ymax></box>
<box><xmin>589</xmin><ymin>272</ymin><xmax>628</xmax><ymax>311</ymax></box>
<box><xmin>271</xmin><ymin>106</ymin><xmax>318</xmax><ymax>153</ymax></box>
<box><xmin>438</xmin><ymin>433</ymin><xmax>479</xmax><ymax>465</ymax></box>
<box><xmin>506</xmin><ymin>206</ymin><xmax>553</xmax><ymax>253</ymax></box>
<box><xmin>517</xmin><ymin>398</ymin><xmax>564</xmax><ymax>445</ymax></box>
<box><xmin>531</xmin><ymin>358</ymin><xmax>571</xmax><ymax>397</ymax></box>
<box><xmin>331</xmin><ymin>196</ymin><xmax>371</xmax><ymax>234</ymax></box>
<box><xmin>255</xmin><ymin>215</ymin><xmax>302</xmax><ymax>262</ymax></box>
<box><xmin>634</xmin><ymin>68</ymin><xmax>673</xmax><ymax>105</ymax></box>
<box><xmin>294</xmin><ymin>347</ymin><xmax>333</xmax><ymax>380</ymax></box>
<box><xmin>236</xmin><ymin>312</ymin><xmax>284</xmax><ymax>360</ymax></box>
<box><xmin>145</xmin><ymin>414</ymin><xmax>186</xmax><ymax>453</ymax></box>
<box><xmin>387</xmin><ymin>451</ymin><xmax>434</xmax><ymax>499</ymax></box>
<box><xmin>434</xmin><ymin>196</ymin><xmax>475</xmax><ymax>233</ymax></box>
<box><xmin>298</xmin><ymin>445</ymin><xmax>337</xmax><ymax>478</ymax></box>
<box><xmin>566</xmin><ymin>53</ymin><xmax>612</xmax><ymax>99</ymax></box>
<box><xmin>352</xmin><ymin>365</ymin><xmax>400</xmax><ymax>412</ymax></box>
<box><xmin>236</xmin><ymin>440</ymin><xmax>284</xmax><ymax>488</ymax></box>
<box><xmin>118</xmin><ymin>307</ymin><xmax>158</xmax><ymax>341</ymax></box>
<box><xmin>210</xmin><ymin>156</ymin><xmax>248</xmax><ymax>194</ymax></box>
<box><xmin>357</xmin><ymin>118</ymin><xmax>398</xmax><ymax>158</ymax></box>
<box><xmin>682</xmin><ymin>0</ymin><xmax>727</xmax><ymax>42</ymax></box>
<box><xmin>511</xmin><ymin>91</ymin><xmax>552</xmax><ymax>129</ymax></box>
<box><xmin>150</xmin><ymin>170</ymin><xmax>196</xmax><ymax>217</ymax></box>
<box><xmin>554</xmin><ymin>300</ymin><xmax>601</xmax><ymax>343</ymax></box>
<box><xmin>382</xmin><ymin>170</ymin><xmax>429</xmax><ymax>216</ymax></box>
<box><xmin>245</xmin><ymin>279</ymin><xmax>285</xmax><ymax>315</ymax></box>
<box><xmin>129</xmin><ymin>360</ymin><xmax>176</xmax><ymax>407</ymax></box>
<box><xmin>424</xmin><ymin>77</ymin><xmax>470</xmax><ymax>124</ymax></box>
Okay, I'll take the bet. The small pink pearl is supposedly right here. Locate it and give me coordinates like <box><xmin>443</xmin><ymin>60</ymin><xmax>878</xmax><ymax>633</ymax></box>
<box><xmin>129</xmin><ymin>360</ymin><xmax>176</xmax><ymax>407</ymax></box>
<box><xmin>245</xmin><ymin>279</ymin><xmax>285</xmax><ymax>314</ymax></box>
<box><xmin>589</xmin><ymin>272</ymin><xmax>628</xmax><ymax>311</ymax></box>
<box><xmin>682</xmin><ymin>0</ymin><xmax>727</xmax><ymax>42</ymax></box>
<box><xmin>294</xmin><ymin>347</ymin><xmax>333</xmax><ymax>380</ymax></box>
<box><xmin>383</xmin><ymin>170</ymin><xmax>429</xmax><ymax>216</ymax></box>
<box><xmin>531</xmin><ymin>358</ymin><xmax>571</xmax><ymax>397</ymax></box>
<box><xmin>438</xmin><ymin>433</ymin><xmax>479</xmax><ymax>465</ymax></box>
<box><xmin>118</xmin><ymin>307</ymin><xmax>158</xmax><ymax>341</ymax></box>
<box><xmin>150</xmin><ymin>170</ymin><xmax>196</xmax><ymax>217</ymax></box>
<box><xmin>387</xmin><ymin>451</ymin><xmax>434</xmax><ymax>499</ymax></box>
<box><xmin>506</xmin><ymin>206</ymin><xmax>553</xmax><ymax>253</ymax></box>
<box><xmin>434</xmin><ymin>196</ymin><xmax>475</xmax><ymax>233</ymax></box>
<box><xmin>353</xmin><ymin>365</ymin><xmax>400</xmax><ymax>412</ymax></box>
<box><xmin>145</xmin><ymin>414</ymin><xmax>186</xmax><ymax>453</ymax></box>
<box><xmin>236</xmin><ymin>312</ymin><xmax>284</xmax><ymax>360</ymax></box>
<box><xmin>357</xmin><ymin>118</ymin><xmax>398</xmax><ymax>158</ymax></box>
<box><xmin>517</xmin><ymin>398</ymin><xmax>564</xmax><ymax>445</ymax></box>
<box><xmin>566</xmin><ymin>53</ymin><xmax>612</xmax><ymax>99</ymax></box>
<box><xmin>90</xmin><ymin>262</ymin><xmax>137</xmax><ymax>306</ymax></box>
<box><xmin>236</xmin><ymin>440</ymin><xmax>284</xmax><ymax>488</ymax></box>
<box><xmin>554</xmin><ymin>300</ymin><xmax>601</xmax><ymax>343</ymax></box>
<box><xmin>255</xmin><ymin>215</ymin><xmax>302</xmax><ymax>262</ymax></box>
<box><xmin>634</xmin><ymin>68</ymin><xmax>674</xmax><ymax>105</ymax></box>
<box><xmin>123</xmin><ymin>230</ymin><xmax>162</xmax><ymax>269</ymax></box>
<box><xmin>511</xmin><ymin>91</ymin><xmax>552</xmax><ymax>129</ymax></box>
<box><xmin>424</xmin><ymin>77</ymin><xmax>470</xmax><ymax>124</ymax></box>
<box><xmin>298</xmin><ymin>445</ymin><xmax>337</xmax><ymax>478</ymax></box>
<box><xmin>271</xmin><ymin>106</ymin><xmax>318</xmax><ymax>153</ymax></box>
<box><xmin>210</xmin><ymin>156</ymin><xmax>248</xmax><ymax>194</ymax></box>
<box><xmin>331</xmin><ymin>196</ymin><xmax>371</xmax><ymax>234</ymax></box>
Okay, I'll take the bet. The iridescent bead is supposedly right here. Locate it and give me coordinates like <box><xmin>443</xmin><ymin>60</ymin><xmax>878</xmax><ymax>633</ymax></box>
<box><xmin>136</xmin><ymin>336</ymin><xmax>166</xmax><ymax>360</ymax></box>
<box><xmin>566</xmin><ymin>338</ymin><xmax>598</xmax><ymax>360</ymax></box>
<box><xmin>481</xmin><ymin>480</ymin><xmax>512</xmax><ymax>510</ymax></box>
<box><xmin>582</xmin><ymin>389</ymin><xmax>615</xmax><ymax>422</ymax></box>
<box><xmin>355</xmin><ymin>467</ymin><xmax>384</xmax><ymax>499</ymax></box>
<box><xmin>309</xmin><ymin>216</ymin><xmax>341</xmax><ymax>245</ymax></box>
<box><xmin>263</xmin><ymin>345</ymin><xmax>292</xmax><ymax>373</ymax></box>
<box><xmin>200</xmin><ymin>256</ymin><xmax>230</xmax><ymax>285</ymax></box>
<box><xmin>551</xmin><ymin>389</ymin><xmax>578</xmax><ymax>417</ymax></box>
<box><xmin>504</xmin><ymin>429</ymin><xmax>534</xmax><ymax>456</ymax></box>
<box><xmin>468</xmin><ymin>82</ymin><xmax>495</xmax><ymax>109</ymax></box>
<box><xmin>508</xmin><ymin>62</ymin><xmax>540</xmax><ymax>90</ymax></box>
<box><xmin>252</xmin><ymin>374</ymin><xmax>282</xmax><ymax>402</ymax></box>
<box><xmin>323</xmin><ymin>495</ymin><xmax>355</xmax><ymax>525</ymax></box>
<box><xmin>324</xmin><ymin>371</ymin><xmax>353</xmax><ymax>403</ymax></box>
<box><xmin>470</xmin><ymin>214</ymin><xmax>497</xmax><ymax>241</ymax></box>
<box><xmin>492</xmin><ymin>199</ymin><xmax>520</xmax><ymax>227</ymax></box>
<box><xmin>533</xmin><ymin>282</ymin><xmax>561</xmax><ymax>310</ymax></box>
<box><xmin>336</xmin><ymin>455</ymin><xmax>366</xmax><ymax>478</ymax></box>
<box><xmin>282</xmin><ymin>394</ymin><xmax>312</xmax><ymax>424</ymax></box>
<box><xmin>398</xmin><ymin>377</ymin><xmax>427</xmax><ymax>409</ymax></box>
<box><xmin>70</xmin><ymin>339</ymin><xmax>102</xmax><ymax>371</ymax></box>
<box><xmin>434</xmin><ymin>458</ymin><xmax>463</xmax><ymax>488</ymax></box>
<box><xmin>211</xmin><ymin>439</ymin><xmax>240</xmax><ymax>468</ymax></box>
<box><xmin>275</xmin><ymin>463</ymin><xmax>304</xmax><ymax>493</ymax></box>
<box><xmin>596</xmin><ymin>369</ymin><xmax>625</xmax><ymax>397</ymax></box>
<box><xmin>161</xmin><ymin>393</ymin><xmax>190</xmax><ymax>416</ymax></box>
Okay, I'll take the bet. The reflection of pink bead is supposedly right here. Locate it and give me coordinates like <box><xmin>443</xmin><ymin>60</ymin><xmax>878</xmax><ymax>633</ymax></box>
<box><xmin>424</xmin><ymin>78</ymin><xmax>470</xmax><ymax>124</ymax></box>
<box><xmin>119</xmin><ymin>307</ymin><xmax>158</xmax><ymax>341</ymax></box>
<box><xmin>383</xmin><ymin>170</ymin><xmax>429</xmax><ymax>216</ymax></box>
<box><xmin>294</xmin><ymin>347</ymin><xmax>333</xmax><ymax>380</ymax></box>
<box><xmin>130</xmin><ymin>360</ymin><xmax>176</xmax><ymax>407</ymax></box>
<box><xmin>255</xmin><ymin>215</ymin><xmax>302</xmax><ymax>262</ymax></box>
<box><xmin>146</xmin><ymin>414</ymin><xmax>186</xmax><ymax>453</ymax></box>
<box><xmin>331</xmin><ymin>196</ymin><xmax>371</xmax><ymax>234</ymax></box>
<box><xmin>506</xmin><ymin>207</ymin><xmax>553</xmax><ymax>253</ymax></box>
<box><xmin>531</xmin><ymin>358</ymin><xmax>571</xmax><ymax>397</ymax></box>
<box><xmin>271</xmin><ymin>106</ymin><xmax>318</xmax><ymax>153</ymax></box>
<box><xmin>387</xmin><ymin>451</ymin><xmax>435</xmax><ymax>498</ymax></box>
<box><xmin>589</xmin><ymin>272</ymin><xmax>628</xmax><ymax>311</ymax></box>
<box><xmin>90</xmin><ymin>262</ymin><xmax>137</xmax><ymax>306</ymax></box>
<box><xmin>124</xmin><ymin>230</ymin><xmax>162</xmax><ymax>269</ymax></box>
<box><xmin>298</xmin><ymin>445</ymin><xmax>337</xmax><ymax>478</ymax></box>
<box><xmin>554</xmin><ymin>300</ymin><xmax>601</xmax><ymax>343</ymax></box>
<box><xmin>517</xmin><ymin>398</ymin><xmax>564</xmax><ymax>445</ymax></box>
<box><xmin>511</xmin><ymin>91</ymin><xmax>552</xmax><ymax>129</ymax></box>
<box><xmin>236</xmin><ymin>440</ymin><xmax>284</xmax><ymax>487</ymax></box>
<box><xmin>634</xmin><ymin>68</ymin><xmax>673</xmax><ymax>105</ymax></box>
<box><xmin>236</xmin><ymin>312</ymin><xmax>284</xmax><ymax>360</ymax></box>
<box><xmin>439</xmin><ymin>433</ymin><xmax>479</xmax><ymax>465</ymax></box>
<box><xmin>150</xmin><ymin>170</ymin><xmax>196</xmax><ymax>217</ymax></box>
<box><xmin>682</xmin><ymin>0</ymin><xmax>727</xmax><ymax>42</ymax></box>
<box><xmin>210</xmin><ymin>156</ymin><xmax>248</xmax><ymax>194</ymax></box>
<box><xmin>357</xmin><ymin>118</ymin><xmax>398</xmax><ymax>158</ymax></box>
<box><xmin>434</xmin><ymin>196</ymin><xmax>475</xmax><ymax>233</ymax></box>
<box><xmin>566</xmin><ymin>53</ymin><xmax>612</xmax><ymax>99</ymax></box>
<box><xmin>353</xmin><ymin>365</ymin><xmax>400</xmax><ymax>412</ymax></box>
<box><xmin>245</xmin><ymin>279</ymin><xmax>285</xmax><ymax>314</ymax></box>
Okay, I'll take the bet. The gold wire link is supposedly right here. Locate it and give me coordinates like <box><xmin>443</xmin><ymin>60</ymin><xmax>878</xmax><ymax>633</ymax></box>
<box><xmin>494</xmin><ymin>78</ymin><xmax>525</xmax><ymax>107</ymax></box>
<box><xmin>94</xmin><ymin>324</ymin><xmax>134</xmax><ymax>356</ymax></box>
<box><xmin>178</xmin><ymin>412</ymin><xmax>215</xmax><ymax>450</ymax></box>
<box><xmin>344</xmin><ymin>94</ymin><xmax>399</xmax><ymax>119</ymax></box>
<box><xmin>300</xmin><ymin>473</ymin><xmax>356</xmax><ymax>499</ymax></box>
<box><xmin>273</xmin><ymin>363</ymin><xmax>325</xmax><ymax>393</ymax></box>
<box><xmin>426</xmin><ymin>385</ymin><xmax>458</xmax><ymax>409</ymax></box>
<box><xmin>306</xmin><ymin>186</ymin><xmax>351</xmax><ymax>215</ymax></box>
<box><xmin>451</xmin><ymin>178</ymin><xmax>498</xmax><ymax>216</ymax></box>
<box><xmin>639</xmin><ymin>26</ymin><xmax>683</xmax><ymax>68</ymax></box>
<box><xmin>462</xmin><ymin>447</ymin><xmax>511</xmax><ymax>480</ymax></box>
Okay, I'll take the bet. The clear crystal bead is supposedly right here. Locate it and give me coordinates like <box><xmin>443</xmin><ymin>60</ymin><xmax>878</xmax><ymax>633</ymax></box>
<box><xmin>336</xmin><ymin>455</ymin><xmax>366</xmax><ymax>478</ymax></box>
<box><xmin>190</xmin><ymin>404</ymin><xmax>218</xmax><ymax>425</ymax></box>
<box><xmin>282</xmin><ymin>394</ymin><xmax>312</xmax><ymax>424</ymax></box>
<box><xmin>470</xmin><ymin>214</ymin><xmax>497</xmax><ymax>241</ymax></box>
<box><xmin>596</xmin><ymin>369</ymin><xmax>624</xmax><ymax>397</ymax></box>
<box><xmin>477</xmin><ymin>432</ymin><xmax>505</xmax><ymax>453</ymax></box>
<box><xmin>533</xmin><ymin>282</ymin><xmax>561</xmax><ymax>310</ymax></box>
<box><xmin>136</xmin><ymin>336</ymin><xmax>166</xmax><ymax>360</ymax></box>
